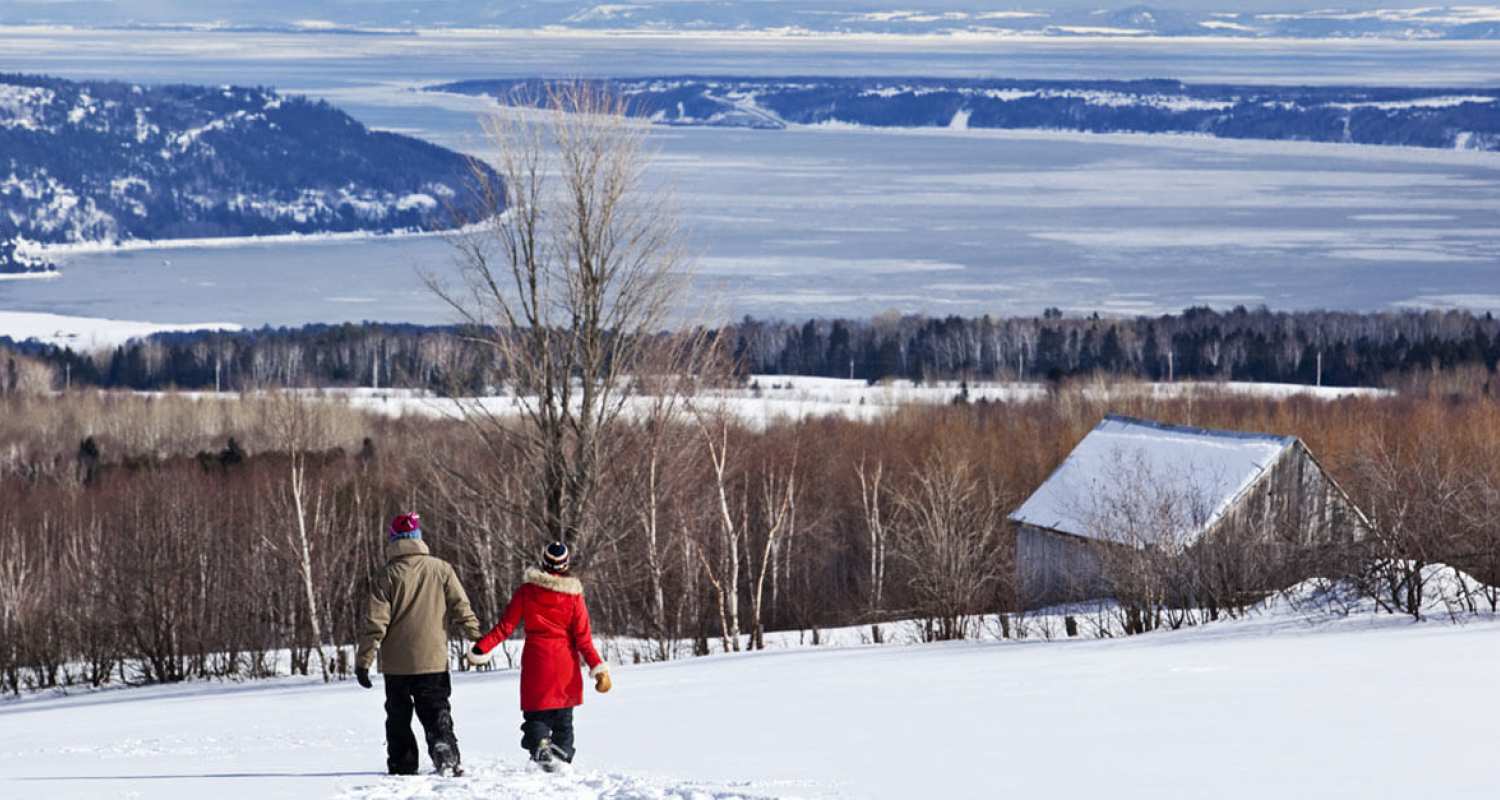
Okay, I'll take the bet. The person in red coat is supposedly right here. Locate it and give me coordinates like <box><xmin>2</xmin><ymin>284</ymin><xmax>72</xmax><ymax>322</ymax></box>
<box><xmin>467</xmin><ymin>541</ymin><xmax>611</xmax><ymax>769</ymax></box>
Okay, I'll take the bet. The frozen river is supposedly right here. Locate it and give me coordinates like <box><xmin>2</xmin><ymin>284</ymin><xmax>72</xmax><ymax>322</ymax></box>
<box><xmin>3</xmin><ymin>27</ymin><xmax>1500</xmax><ymax>325</ymax></box>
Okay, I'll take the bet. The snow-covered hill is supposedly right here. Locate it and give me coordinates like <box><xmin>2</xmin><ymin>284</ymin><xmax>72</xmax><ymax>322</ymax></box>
<box><xmin>434</xmin><ymin>76</ymin><xmax>1500</xmax><ymax>152</ymax></box>
<box><xmin>0</xmin><ymin>74</ymin><xmax>493</xmax><ymax>274</ymax></box>
<box><xmin>0</xmin><ymin>311</ymin><xmax>241</xmax><ymax>350</ymax></box>
<box><xmin>2</xmin><ymin>607</ymin><xmax>1496</xmax><ymax>799</ymax></box>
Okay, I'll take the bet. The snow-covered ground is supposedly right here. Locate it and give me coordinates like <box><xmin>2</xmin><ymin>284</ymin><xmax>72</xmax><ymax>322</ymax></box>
<box><xmin>733</xmin><ymin>374</ymin><xmax>1389</xmax><ymax>402</ymax></box>
<box><xmin>319</xmin><ymin>375</ymin><xmax>1390</xmax><ymax>429</ymax></box>
<box><xmin>3</xmin><ymin>602</ymin><xmax>1497</xmax><ymax>799</ymax></box>
<box><xmin>115</xmin><ymin>373</ymin><xmax>1391</xmax><ymax>431</ymax></box>
<box><xmin>0</xmin><ymin>311</ymin><xmax>241</xmax><ymax>350</ymax></box>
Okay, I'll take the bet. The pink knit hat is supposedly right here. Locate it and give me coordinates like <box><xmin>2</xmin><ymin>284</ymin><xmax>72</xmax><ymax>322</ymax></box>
<box><xmin>388</xmin><ymin>513</ymin><xmax>422</xmax><ymax>542</ymax></box>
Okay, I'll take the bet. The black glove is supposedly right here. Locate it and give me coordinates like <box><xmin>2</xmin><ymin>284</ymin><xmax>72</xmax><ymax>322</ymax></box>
<box><xmin>466</xmin><ymin>643</ymin><xmax>494</xmax><ymax>667</ymax></box>
<box><xmin>356</xmin><ymin>667</ymin><xmax>373</xmax><ymax>689</ymax></box>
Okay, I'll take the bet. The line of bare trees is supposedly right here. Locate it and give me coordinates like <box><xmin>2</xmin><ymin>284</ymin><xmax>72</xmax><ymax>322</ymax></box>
<box><xmin>4</xmin><ymin>385</ymin><xmax>1500</xmax><ymax>693</ymax></box>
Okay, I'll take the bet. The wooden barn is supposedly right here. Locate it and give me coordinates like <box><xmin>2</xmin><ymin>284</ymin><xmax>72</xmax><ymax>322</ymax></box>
<box><xmin>1008</xmin><ymin>414</ymin><xmax>1368</xmax><ymax>608</ymax></box>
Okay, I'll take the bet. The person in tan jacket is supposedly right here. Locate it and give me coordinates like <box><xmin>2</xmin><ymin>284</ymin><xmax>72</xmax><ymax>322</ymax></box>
<box><xmin>356</xmin><ymin>513</ymin><xmax>483</xmax><ymax>777</ymax></box>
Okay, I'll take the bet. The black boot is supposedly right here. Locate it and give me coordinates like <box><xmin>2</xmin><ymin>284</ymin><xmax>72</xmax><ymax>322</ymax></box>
<box><xmin>411</xmin><ymin>677</ymin><xmax>462</xmax><ymax>777</ymax></box>
<box><xmin>533</xmin><ymin>737</ymin><xmax>570</xmax><ymax>773</ymax></box>
<box><xmin>521</xmin><ymin>708</ymin><xmax>576</xmax><ymax>768</ymax></box>
<box><xmin>432</xmin><ymin>740</ymin><xmax>463</xmax><ymax>777</ymax></box>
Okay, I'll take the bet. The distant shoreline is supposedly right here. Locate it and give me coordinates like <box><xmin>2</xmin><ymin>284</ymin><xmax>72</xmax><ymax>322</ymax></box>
<box><xmin>0</xmin><ymin>270</ymin><xmax>62</xmax><ymax>281</ymax></box>
<box><xmin>26</xmin><ymin>225</ymin><xmax>464</xmax><ymax>262</ymax></box>
<box><xmin>790</xmin><ymin>121</ymin><xmax>1500</xmax><ymax>166</ymax></box>
<box><xmin>11</xmin><ymin>23</ymin><xmax>1500</xmax><ymax>47</ymax></box>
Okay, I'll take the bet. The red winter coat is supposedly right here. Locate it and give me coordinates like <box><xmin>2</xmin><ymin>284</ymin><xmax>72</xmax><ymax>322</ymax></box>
<box><xmin>475</xmin><ymin>567</ymin><xmax>606</xmax><ymax>712</ymax></box>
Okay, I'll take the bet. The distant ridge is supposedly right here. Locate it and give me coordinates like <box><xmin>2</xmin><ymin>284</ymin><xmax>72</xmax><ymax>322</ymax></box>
<box><xmin>1</xmin><ymin>73</ymin><xmax>495</xmax><ymax>274</ymax></box>
<box><xmin>434</xmin><ymin>76</ymin><xmax>1500</xmax><ymax>152</ymax></box>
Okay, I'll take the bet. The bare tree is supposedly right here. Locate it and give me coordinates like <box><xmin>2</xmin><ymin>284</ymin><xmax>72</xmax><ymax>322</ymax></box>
<box><xmin>891</xmin><ymin>454</ymin><xmax>1006</xmax><ymax>642</ymax></box>
<box><xmin>424</xmin><ymin>444</ymin><xmax>527</xmax><ymax>619</ymax></box>
<box><xmin>1074</xmin><ymin>452</ymin><xmax>1217</xmax><ymax>633</ymax></box>
<box><xmin>428</xmin><ymin>82</ymin><xmax>691</xmax><ymax>552</ymax></box>
<box><xmin>0</xmin><ymin>520</ymin><xmax>29</xmax><ymax>695</ymax></box>
<box><xmin>1347</xmin><ymin>433</ymin><xmax>1468</xmax><ymax>619</ymax></box>
<box><xmin>856</xmin><ymin>455</ymin><xmax>890</xmax><ymax>615</ymax></box>
<box><xmin>610</xmin><ymin>327</ymin><xmax>726</xmax><ymax>659</ymax></box>
<box><xmin>747</xmin><ymin>449</ymin><xmax>798</xmax><ymax>650</ymax></box>
<box><xmin>262</xmin><ymin>392</ymin><xmax>339</xmax><ymax>680</ymax></box>
<box><xmin>694</xmin><ymin>410</ymin><xmax>744</xmax><ymax>652</ymax></box>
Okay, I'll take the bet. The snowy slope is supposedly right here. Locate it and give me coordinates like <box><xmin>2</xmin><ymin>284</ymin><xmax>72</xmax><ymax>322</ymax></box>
<box><xmin>2</xmin><ymin>615</ymin><xmax>1497</xmax><ymax>799</ymax></box>
<box><xmin>0</xmin><ymin>74</ymin><xmax>493</xmax><ymax>273</ymax></box>
<box><xmin>0</xmin><ymin>311</ymin><xmax>242</xmax><ymax>350</ymax></box>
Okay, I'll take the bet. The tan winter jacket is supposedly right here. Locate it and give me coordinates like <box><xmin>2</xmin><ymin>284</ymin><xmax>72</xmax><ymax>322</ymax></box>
<box><xmin>356</xmin><ymin>538</ymin><xmax>483</xmax><ymax>675</ymax></box>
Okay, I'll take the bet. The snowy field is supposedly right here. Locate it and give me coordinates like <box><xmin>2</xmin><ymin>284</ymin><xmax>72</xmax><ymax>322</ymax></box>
<box><xmin>125</xmin><ymin>375</ymin><xmax>1389</xmax><ymax>430</ymax></box>
<box><xmin>341</xmin><ymin>375</ymin><xmax>1389</xmax><ymax>428</ymax></box>
<box><xmin>3</xmin><ymin>604</ymin><xmax>1497</xmax><ymax>799</ymax></box>
<box><xmin>0</xmin><ymin>311</ymin><xmax>241</xmax><ymax>349</ymax></box>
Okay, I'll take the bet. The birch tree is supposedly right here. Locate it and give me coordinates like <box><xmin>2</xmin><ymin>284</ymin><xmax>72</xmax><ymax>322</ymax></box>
<box><xmin>856</xmin><ymin>455</ymin><xmax>890</xmax><ymax>615</ymax></box>
<box><xmin>0</xmin><ymin>521</ymin><xmax>29</xmax><ymax>695</ymax></box>
<box><xmin>747</xmin><ymin>452</ymin><xmax>797</xmax><ymax>650</ymax></box>
<box><xmin>264</xmin><ymin>393</ymin><xmax>337</xmax><ymax>681</ymax></box>
<box><xmin>693</xmin><ymin>410</ymin><xmax>743</xmax><ymax>652</ymax></box>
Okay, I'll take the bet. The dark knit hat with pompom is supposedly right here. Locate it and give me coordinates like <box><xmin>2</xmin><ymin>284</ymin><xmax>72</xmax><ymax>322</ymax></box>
<box><xmin>542</xmin><ymin>541</ymin><xmax>570</xmax><ymax>573</ymax></box>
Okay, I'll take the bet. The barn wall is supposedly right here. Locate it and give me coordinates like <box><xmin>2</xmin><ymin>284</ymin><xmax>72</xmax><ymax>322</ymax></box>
<box><xmin>1196</xmin><ymin>443</ymin><xmax>1367</xmax><ymax>591</ymax></box>
<box><xmin>1215</xmin><ymin>444</ymin><xmax>1365</xmax><ymax>548</ymax></box>
<box><xmin>1016</xmin><ymin>524</ymin><xmax>1106</xmax><ymax>608</ymax></box>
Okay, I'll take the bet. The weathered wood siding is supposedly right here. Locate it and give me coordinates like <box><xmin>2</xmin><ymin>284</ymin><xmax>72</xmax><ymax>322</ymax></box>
<box><xmin>1211</xmin><ymin>443</ymin><xmax>1366</xmax><ymax>549</ymax></box>
<box><xmin>1017</xmin><ymin>524</ymin><xmax>1106</xmax><ymax>608</ymax></box>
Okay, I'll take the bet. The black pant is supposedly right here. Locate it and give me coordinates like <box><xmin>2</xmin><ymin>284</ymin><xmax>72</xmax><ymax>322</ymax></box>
<box><xmin>384</xmin><ymin>672</ymin><xmax>460</xmax><ymax>774</ymax></box>
<box><xmin>521</xmin><ymin>708</ymin><xmax>575</xmax><ymax>763</ymax></box>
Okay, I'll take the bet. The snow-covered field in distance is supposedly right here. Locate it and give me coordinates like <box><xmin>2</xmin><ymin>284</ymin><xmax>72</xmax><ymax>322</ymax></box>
<box><xmin>0</xmin><ymin>311</ymin><xmax>241</xmax><ymax>350</ymax></box>
<box><xmin>2</xmin><ymin>591</ymin><xmax>1495</xmax><ymax>799</ymax></box>
<box><xmin>86</xmin><ymin>373</ymin><xmax>1390</xmax><ymax>436</ymax></box>
<box><xmin>706</xmin><ymin>375</ymin><xmax>1387</xmax><ymax>427</ymax></box>
<box><xmin>161</xmin><ymin>375</ymin><xmax>1389</xmax><ymax>430</ymax></box>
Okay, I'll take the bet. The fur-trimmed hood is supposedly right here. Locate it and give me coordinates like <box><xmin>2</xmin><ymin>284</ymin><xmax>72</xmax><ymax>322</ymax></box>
<box><xmin>524</xmin><ymin>566</ymin><xmax>583</xmax><ymax>596</ymax></box>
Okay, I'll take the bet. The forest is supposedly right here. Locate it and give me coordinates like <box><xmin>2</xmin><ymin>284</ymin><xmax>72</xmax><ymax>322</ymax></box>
<box><xmin>3</xmin><ymin>306</ymin><xmax>1497</xmax><ymax>393</ymax></box>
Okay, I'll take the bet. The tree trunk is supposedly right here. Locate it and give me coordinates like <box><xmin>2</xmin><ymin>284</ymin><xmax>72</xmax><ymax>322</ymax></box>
<box><xmin>289</xmin><ymin>454</ymin><xmax>331</xmax><ymax>682</ymax></box>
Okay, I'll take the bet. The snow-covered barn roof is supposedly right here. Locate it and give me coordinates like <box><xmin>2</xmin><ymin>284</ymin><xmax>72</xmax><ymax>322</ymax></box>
<box><xmin>1008</xmin><ymin>415</ymin><xmax>1298</xmax><ymax>544</ymax></box>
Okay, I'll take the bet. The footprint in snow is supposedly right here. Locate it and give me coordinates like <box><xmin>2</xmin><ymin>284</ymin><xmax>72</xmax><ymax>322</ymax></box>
<box><xmin>335</xmin><ymin>759</ymin><xmax>789</xmax><ymax>800</ymax></box>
